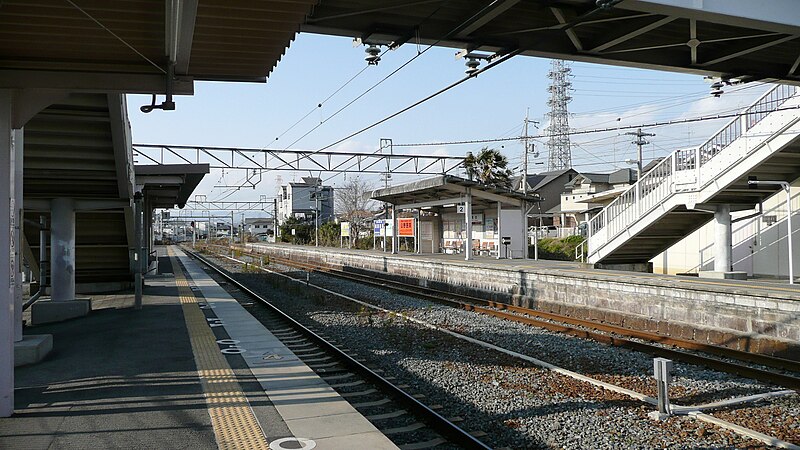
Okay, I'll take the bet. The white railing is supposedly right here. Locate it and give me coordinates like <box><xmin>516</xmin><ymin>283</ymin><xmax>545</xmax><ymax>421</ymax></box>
<box><xmin>588</xmin><ymin>84</ymin><xmax>798</xmax><ymax>257</ymax></box>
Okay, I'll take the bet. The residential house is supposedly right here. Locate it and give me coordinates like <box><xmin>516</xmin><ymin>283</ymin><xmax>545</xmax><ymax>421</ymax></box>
<box><xmin>244</xmin><ymin>217</ymin><xmax>274</xmax><ymax>238</ymax></box>
<box><xmin>277</xmin><ymin>177</ymin><xmax>335</xmax><ymax>225</ymax></box>
<box><xmin>553</xmin><ymin>168</ymin><xmax>638</xmax><ymax>228</ymax></box>
<box><xmin>514</xmin><ymin>168</ymin><xmax>578</xmax><ymax>227</ymax></box>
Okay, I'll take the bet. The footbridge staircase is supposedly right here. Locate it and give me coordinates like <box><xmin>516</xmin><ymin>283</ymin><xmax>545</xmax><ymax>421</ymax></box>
<box><xmin>588</xmin><ymin>85</ymin><xmax>800</xmax><ymax>266</ymax></box>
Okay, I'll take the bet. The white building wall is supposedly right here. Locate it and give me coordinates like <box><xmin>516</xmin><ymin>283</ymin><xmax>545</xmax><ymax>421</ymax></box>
<box><xmin>439</xmin><ymin>207</ymin><xmax>525</xmax><ymax>257</ymax></box>
<box><xmin>652</xmin><ymin>181</ymin><xmax>800</xmax><ymax>278</ymax></box>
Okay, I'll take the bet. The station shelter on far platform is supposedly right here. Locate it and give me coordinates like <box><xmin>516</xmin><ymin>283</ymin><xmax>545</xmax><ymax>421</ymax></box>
<box><xmin>371</xmin><ymin>175</ymin><xmax>540</xmax><ymax>260</ymax></box>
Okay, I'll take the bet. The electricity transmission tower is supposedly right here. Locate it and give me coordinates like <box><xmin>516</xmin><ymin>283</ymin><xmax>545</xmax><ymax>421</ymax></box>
<box><xmin>545</xmin><ymin>60</ymin><xmax>573</xmax><ymax>171</ymax></box>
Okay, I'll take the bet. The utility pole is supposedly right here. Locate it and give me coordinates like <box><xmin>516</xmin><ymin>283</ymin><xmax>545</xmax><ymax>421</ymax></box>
<box><xmin>310</xmin><ymin>178</ymin><xmax>328</xmax><ymax>247</ymax></box>
<box><xmin>626</xmin><ymin>128</ymin><xmax>655</xmax><ymax>180</ymax></box>
<box><xmin>380</xmin><ymin>139</ymin><xmax>393</xmax><ymax>253</ymax></box>
<box><xmin>522</xmin><ymin>112</ymin><xmax>540</xmax><ymax>259</ymax></box>
<box><xmin>523</xmin><ymin>111</ymin><xmax>529</xmax><ymax>195</ymax></box>
<box><xmin>273</xmin><ymin>198</ymin><xmax>278</xmax><ymax>243</ymax></box>
<box><xmin>522</xmin><ymin>112</ymin><xmax>541</xmax><ymax>194</ymax></box>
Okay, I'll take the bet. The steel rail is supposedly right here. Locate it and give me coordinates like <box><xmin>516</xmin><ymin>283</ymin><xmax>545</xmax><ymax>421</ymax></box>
<box><xmin>189</xmin><ymin>249</ymin><xmax>492</xmax><ymax>450</ymax></box>
<box><xmin>226</xmin><ymin>248</ymin><xmax>800</xmax><ymax>391</ymax></box>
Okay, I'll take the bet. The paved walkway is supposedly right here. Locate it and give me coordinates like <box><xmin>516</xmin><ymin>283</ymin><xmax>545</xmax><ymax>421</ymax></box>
<box><xmin>0</xmin><ymin>246</ymin><xmax>396</xmax><ymax>449</ymax></box>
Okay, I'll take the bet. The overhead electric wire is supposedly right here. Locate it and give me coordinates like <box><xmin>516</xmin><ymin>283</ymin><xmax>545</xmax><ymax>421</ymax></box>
<box><xmin>222</xmin><ymin>0</ymin><xmax>451</xmax><ymax>196</ymax></box>
<box><xmin>280</xmin><ymin>0</ymin><xmax>454</xmax><ymax>149</ymax></box>
<box><xmin>272</xmin><ymin>66</ymin><xmax>370</xmax><ymax>144</ymax></box>
<box><xmin>572</xmin><ymin>82</ymin><xmax>766</xmax><ymax>116</ymax></box>
<box><xmin>394</xmin><ymin>101</ymin><xmax>798</xmax><ymax>148</ymax></box>
<box><xmin>66</xmin><ymin>0</ymin><xmax>165</xmax><ymax>74</ymax></box>
<box><xmin>318</xmin><ymin>50</ymin><xmax>523</xmax><ymax>153</ymax></box>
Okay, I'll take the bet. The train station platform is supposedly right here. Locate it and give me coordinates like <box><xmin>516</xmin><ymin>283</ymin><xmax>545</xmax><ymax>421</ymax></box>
<box><xmin>247</xmin><ymin>243</ymin><xmax>800</xmax><ymax>360</ymax></box>
<box><xmin>0</xmin><ymin>246</ymin><xmax>396</xmax><ymax>450</ymax></box>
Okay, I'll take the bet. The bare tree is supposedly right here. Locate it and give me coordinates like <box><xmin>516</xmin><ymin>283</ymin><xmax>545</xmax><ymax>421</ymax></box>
<box><xmin>335</xmin><ymin>176</ymin><xmax>378</xmax><ymax>244</ymax></box>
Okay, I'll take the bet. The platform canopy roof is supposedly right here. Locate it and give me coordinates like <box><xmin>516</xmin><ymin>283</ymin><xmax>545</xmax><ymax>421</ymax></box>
<box><xmin>303</xmin><ymin>0</ymin><xmax>800</xmax><ymax>85</ymax></box>
<box><xmin>3</xmin><ymin>0</ymin><xmax>800</xmax><ymax>97</ymax></box>
<box><xmin>135</xmin><ymin>163</ymin><xmax>210</xmax><ymax>209</ymax></box>
<box><xmin>0</xmin><ymin>0</ymin><xmax>316</xmax><ymax>93</ymax></box>
<box><xmin>372</xmin><ymin>175</ymin><xmax>539</xmax><ymax>210</ymax></box>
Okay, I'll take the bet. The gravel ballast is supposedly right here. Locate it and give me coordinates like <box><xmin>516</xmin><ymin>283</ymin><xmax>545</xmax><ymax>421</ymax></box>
<box><xmin>201</xmin><ymin>250</ymin><xmax>797</xmax><ymax>449</ymax></box>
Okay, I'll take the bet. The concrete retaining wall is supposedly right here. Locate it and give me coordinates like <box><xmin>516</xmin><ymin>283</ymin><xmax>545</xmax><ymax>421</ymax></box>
<box><xmin>248</xmin><ymin>244</ymin><xmax>800</xmax><ymax>360</ymax></box>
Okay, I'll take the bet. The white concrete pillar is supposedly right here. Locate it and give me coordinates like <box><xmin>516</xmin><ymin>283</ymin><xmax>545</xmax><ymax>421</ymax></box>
<box><xmin>0</xmin><ymin>89</ymin><xmax>15</xmax><ymax>417</ymax></box>
<box><xmin>50</xmin><ymin>198</ymin><xmax>76</xmax><ymax>302</ymax></box>
<box><xmin>13</xmin><ymin>129</ymin><xmax>22</xmax><ymax>343</ymax></box>
<box><xmin>714</xmin><ymin>204</ymin><xmax>732</xmax><ymax>272</ymax></box>
<box><xmin>496</xmin><ymin>202</ymin><xmax>502</xmax><ymax>259</ymax></box>
<box><xmin>391</xmin><ymin>205</ymin><xmax>398</xmax><ymax>254</ymax></box>
<box><xmin>464</xmin><ymin>190</ymin><xmax>472</xmax><ymax>261</ymax></box>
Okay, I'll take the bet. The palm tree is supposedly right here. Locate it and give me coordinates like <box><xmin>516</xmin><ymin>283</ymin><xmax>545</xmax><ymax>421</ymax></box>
<box><xmin>463</xmin><ymin>147</ymin><xmax>513</xmax><ymax>187</ymax></box>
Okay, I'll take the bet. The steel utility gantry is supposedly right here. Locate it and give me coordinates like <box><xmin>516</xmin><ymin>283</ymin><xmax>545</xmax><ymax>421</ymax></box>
<box><xmin>133</xmin><ymin>144</ymin><xmax>465</xmax><ymax>175</ymax></box>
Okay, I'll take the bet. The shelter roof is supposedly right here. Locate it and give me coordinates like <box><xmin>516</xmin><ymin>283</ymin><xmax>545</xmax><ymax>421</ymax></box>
<box><xmin>372</xmin><ymin>175</ymin><xmax>539</xmax><ymax>210</ymax></box>
<box><xmin>135</xmin><ymin>164</ymin><xmax>209</xmax><ymax>209</ymax></box>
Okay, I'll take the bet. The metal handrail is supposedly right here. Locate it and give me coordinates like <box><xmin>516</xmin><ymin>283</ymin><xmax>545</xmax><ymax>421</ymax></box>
<box><xmin>588</xmin><ymin>84</ymin><xmax>798</xmax><ymax>257</ymax></box>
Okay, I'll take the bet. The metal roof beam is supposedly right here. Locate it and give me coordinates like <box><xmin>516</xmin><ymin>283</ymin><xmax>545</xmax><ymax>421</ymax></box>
<box><xmin>168</xmin><ymin>0</ymin><xmax>199</xmax><ymax>75</ymax></box>
<box><xmin>454</xmin><ymin>0</ymin><xmax>521</xmax><ymax>38</ymax></box>
<box><xmin>589</xmin><ymin>16</ymin><xmax>678</xmax><ymax>53</ymax></box>
<box><xmin>699</xmin><ymin>34</ymin><xmax>799</xmax><ymax>67</ymax></box>
<box><xmin>0</xmin><ymin>70</ymin><xmax>194</xmax><ymax>94</ymax></box>
<box><xmin>395</xmin><ymin>197</ymin><xmax>465</xmax><ymax>210</ymax></box>
<box><xmin>550</xmin><ymin>7</ymin><xmax>583</xmax><ymax>52</ymax></box>
<box><xmin>306</xmin><ymin>0</ymin><xmax>444</xmax><ymax>24</ymax></box>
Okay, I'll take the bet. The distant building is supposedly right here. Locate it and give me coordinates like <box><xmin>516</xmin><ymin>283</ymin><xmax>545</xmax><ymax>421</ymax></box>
<box><xmin>277</xmin><ymin>177</ymin><xmax>334</xmax><ymax>225</ymax></box>
<box><xmin>514</xmin><ymin>168</ymin><xmax>578</xmax><ymax>227</ymax></box>
<box><xmin>244</xmin><ymin>217</ymin><xmax>274</xmax><ymax>237</ymax></box>
<box><xmin>554</xmin><ymin>168</ymin><xmax>637</xmax><ymax>228</ymax></box>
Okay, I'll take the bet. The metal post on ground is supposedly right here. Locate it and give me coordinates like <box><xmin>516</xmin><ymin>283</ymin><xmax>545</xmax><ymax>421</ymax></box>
<box><xmin>649</xmin><ymin>358</ymin><xmax>673</xmax><ymax>420</ymax></box>
<box><xmin>788</xmin><ymin>186</ymin><xmax>794</xmax><ymax>284</ymax></box>
<box><xmin>415</xmin><ymin>211</ymin><xmax>420</xmax><ymax>254</ymax></box>
<box><xmin>0</xmin><ymin>90</ymin><xmax>16</xmax><ymax>417</ymax></box>
<box><xmin>134</xmin><ymin>192</ymin><xmax>143</xmax><ymax>310</ymax></box>
<box><xmin>141</xmin><ymin>200</ymin><xmax>149</xmax><ymax>283</ymax></box>
<box><xmin>391</xmin><ymin>205</ymin><xmax>398</xmax><ymax>255</ymax></box>
<box><xmin>464</xmin><ymin>190</ymin><xmax>473</xmax><ymax>261</ymax></box>
<box><xmin>496</xmin><ymin>201</ymin><xmax>502</xmax><ymax>260</ymax></box>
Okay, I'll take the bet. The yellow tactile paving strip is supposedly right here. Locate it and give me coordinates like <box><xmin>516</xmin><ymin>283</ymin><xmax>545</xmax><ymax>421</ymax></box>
<box><xmin>168</xmin><ymin>248</ymin><xmax>270</xmax><ymax>450</ymax></box>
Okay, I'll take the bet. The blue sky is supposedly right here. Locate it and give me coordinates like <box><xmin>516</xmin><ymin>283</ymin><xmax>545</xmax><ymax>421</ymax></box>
<box><xmin>128</xmin><ymin>33</ymin><xmax>770</xmax><ymax>215</ymax></box>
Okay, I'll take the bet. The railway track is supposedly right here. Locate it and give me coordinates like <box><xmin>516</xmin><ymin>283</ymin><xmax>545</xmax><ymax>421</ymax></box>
<box><xmin>210</xmin><ymin>244</ymin><xmax>800</xmax><ymax>391</ymax></box>
<box><xmin>189</xmin><ymin>250</ymin><xmax>491</xmax><ymax>450</ymax></box>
